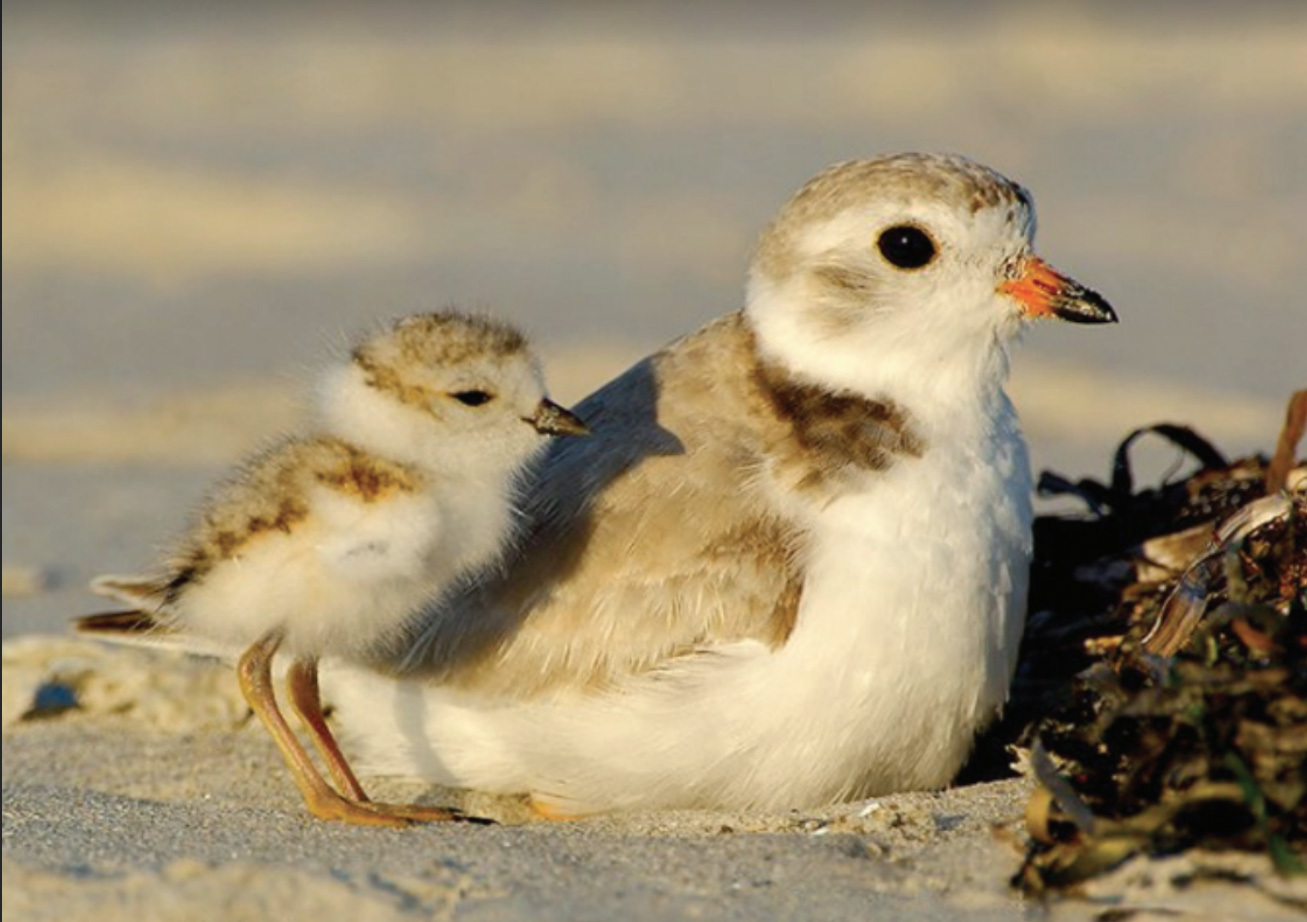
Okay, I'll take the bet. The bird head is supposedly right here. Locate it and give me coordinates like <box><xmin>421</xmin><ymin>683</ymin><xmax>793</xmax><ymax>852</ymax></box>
<box><xmin>318</xmin><ymin>310</ymin><xmax>586</xmax><ymax>473</ymax></box>
<box><xmin>746</xmin><ymin>154</ymin><xmax>1115</xmax><ymax>408</ymax></box>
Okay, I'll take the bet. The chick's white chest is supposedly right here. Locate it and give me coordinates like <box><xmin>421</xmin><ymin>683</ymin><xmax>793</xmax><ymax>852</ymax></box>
<box><xmin>426</xmin><ymin>472</ymin><xmax>519</xmax><ymax>582</ymax></box>
<box><xmin>318</xmin><ymin>463</ymin><xmax>516</xmax><ymax>576</ymax></box>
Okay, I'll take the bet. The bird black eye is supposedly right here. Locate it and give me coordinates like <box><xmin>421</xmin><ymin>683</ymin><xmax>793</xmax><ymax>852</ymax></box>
<box><xmin>452</xmin><ymin>390</ymin><xmax>494</xmax><ymax>407</ymax></box>
<box><xmin>876</xmin><ymin>225</ymin><xmax>936</xmax><ymax>270</ymax></box>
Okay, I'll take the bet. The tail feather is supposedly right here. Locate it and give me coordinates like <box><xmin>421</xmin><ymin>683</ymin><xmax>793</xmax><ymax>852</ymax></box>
<box><xmin>89</xmin><ymin>573</ymin><xmax>172</xmax><ymax>613</ymax></box>
<box><xmin>71</xmin><ymin>604</ymin><xmax>195</xmax><ymax>655</ymax></box>
<box><xmin>74</xmin><ymin>608</ymin><xmax>172</xmax><ymax>637</ymax></box>
<box><xmin>76</xmin><ymin>574</ymin><xmax>236</xmax><ymax>661</ymax></box>
<box><xmin>73</xmin><ymin>607</ymin><xmax>237</xmax><ymax>661</ymax></box>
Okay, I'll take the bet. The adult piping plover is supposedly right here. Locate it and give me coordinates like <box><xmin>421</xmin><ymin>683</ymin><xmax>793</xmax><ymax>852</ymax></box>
<box><xmin>81</xmin><ymin>311</ymin><xmax>588</xmax><ymax>827</ymax></box>
<box><xmin>323</xmin><ymin>153</ymin><xmax>1116</xmax><ymax>816</ymax></box>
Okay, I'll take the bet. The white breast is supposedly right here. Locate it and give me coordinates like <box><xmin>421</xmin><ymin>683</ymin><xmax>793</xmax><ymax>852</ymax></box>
<box><xmin>764</xmin><ymin>394</ymin><xmax>1032</xmax><ymax>798</ymax></box>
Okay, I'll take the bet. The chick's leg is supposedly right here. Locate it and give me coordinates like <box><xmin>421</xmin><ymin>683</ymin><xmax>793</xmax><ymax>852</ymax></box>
<box><xmin>236</xmin><ymin>630</ymin><xmax>412</xmax><ymax>827</ymax></box>
<box><xmin>283</xmin><ymin>655</ymin><xmax>488</xmax><ymax>825</ymax></box>
<box><xmin>285</xmin><ymin>657</ymin><xmax>370</xmax><ymax>801</ymax></box>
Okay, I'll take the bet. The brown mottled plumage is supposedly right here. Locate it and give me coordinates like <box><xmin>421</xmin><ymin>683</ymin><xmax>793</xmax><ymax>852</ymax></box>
<box><xmin>159</xmin><ymin>436</ymin><xmax>422</xmax><ymax>605</ymax></box>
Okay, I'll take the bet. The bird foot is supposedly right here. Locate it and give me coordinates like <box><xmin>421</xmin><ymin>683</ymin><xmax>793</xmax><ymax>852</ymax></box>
<box><xmin>527</xmin><ymin>795</ymin><xmax>584</xmax><ymax>822</ymax></box>
<box><xmin>306</xmin><ymin>793</ymin><xmax>494</xmax><ymax>828</ymax></box>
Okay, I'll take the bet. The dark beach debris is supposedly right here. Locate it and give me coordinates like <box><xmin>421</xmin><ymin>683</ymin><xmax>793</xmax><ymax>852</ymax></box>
<box><xmin>1002</xmin><ymin>390</ymin><xmax>1307</xmax><ymax>895</ymax></box>
<box><xmin>24</xmin><ymin>679</ymin><xmax>81</xmax><ymax>720</ymax></box>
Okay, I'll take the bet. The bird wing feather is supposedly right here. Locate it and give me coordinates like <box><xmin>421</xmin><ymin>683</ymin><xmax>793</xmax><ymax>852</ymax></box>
<box><xmin>402</xmin><ymin>313</ymin><xmax>808</xmax><ymax>698</ymax></box>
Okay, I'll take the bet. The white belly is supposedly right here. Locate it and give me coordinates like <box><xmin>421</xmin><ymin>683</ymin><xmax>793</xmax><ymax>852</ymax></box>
<box><xmin>768</xmin><ymin>428</ymin><xmax>1032</xmax><ymax>798</ymax></box>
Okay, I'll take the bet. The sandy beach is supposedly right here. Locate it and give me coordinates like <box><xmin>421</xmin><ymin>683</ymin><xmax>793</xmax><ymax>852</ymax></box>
<box><xmin>6</xmin><ymin>638</ymin><xmax>1304</xmax><ymax>922</ymax></box>
<box><xmin>4</xmin><ymin>3</ymin><xmax>1305</xmax><ymax>919</ymax></box>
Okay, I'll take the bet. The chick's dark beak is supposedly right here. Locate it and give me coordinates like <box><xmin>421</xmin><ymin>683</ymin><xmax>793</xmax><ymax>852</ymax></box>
<box><xmin>999</xmin><ymin>256</ymin><xmax>1117</xmax><ymax>324</ymax></box>
<box><xmin>526</xmin><ymin>399</ymin><xmax>590</xmax><ymax>437</ymax></box>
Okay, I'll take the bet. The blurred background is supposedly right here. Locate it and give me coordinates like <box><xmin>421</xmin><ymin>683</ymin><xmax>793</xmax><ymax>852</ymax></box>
<box><xmin>3</xmin><ymin>1</ymin><xmax>1305</xmax><ymax>634</ymax></box>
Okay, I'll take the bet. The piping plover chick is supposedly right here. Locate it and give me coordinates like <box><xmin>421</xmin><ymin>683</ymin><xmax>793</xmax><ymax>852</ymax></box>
<box><xmin>324</xmin><ymin>153</ymin><xmax>1116</xmax><ymax>817</ymax></box>
<box><xmin>83</xmin><ymin>310</ymin><xmax>588</xmax><ymax>827</ymax></box>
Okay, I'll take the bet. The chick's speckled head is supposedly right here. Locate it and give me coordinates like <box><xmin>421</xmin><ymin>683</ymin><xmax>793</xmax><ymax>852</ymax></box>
<box><xmin>318</xmin><ymin>310</ymin><xmax>582</xmax><ymax>472</ymax></box>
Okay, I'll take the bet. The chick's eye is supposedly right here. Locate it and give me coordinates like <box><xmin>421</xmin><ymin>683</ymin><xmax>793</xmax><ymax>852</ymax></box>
<box><xmin>452</xmin><ymin>390</ymin><xmax>494</xmax><ymax>407</ymax></box>
<box><xmin>877</xmin><ymin>225</ymin><xmax>937</xmax><ymax>270</ymax></box>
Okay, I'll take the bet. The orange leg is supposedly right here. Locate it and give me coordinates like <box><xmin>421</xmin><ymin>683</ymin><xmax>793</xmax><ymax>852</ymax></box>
<box><xmin>284</xmin><ymin>656</ymin><xmax>484</xmax><ymax>825</ymax></box>
<box><xmin>236</xmin><ymin>631</ymin><xmax>484</xmax><ymax>827</ymax></box>
<box><xmin>285</xmin><ymin>657</ymin><xmax>370</xmax><ymax>801</ymax></box>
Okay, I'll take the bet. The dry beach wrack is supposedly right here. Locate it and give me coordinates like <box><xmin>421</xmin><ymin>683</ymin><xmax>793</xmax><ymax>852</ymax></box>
<box><xmin>1005</xmin><ymin>390</ymin><xmax>1306</xmax><ymax>897</ymax></box>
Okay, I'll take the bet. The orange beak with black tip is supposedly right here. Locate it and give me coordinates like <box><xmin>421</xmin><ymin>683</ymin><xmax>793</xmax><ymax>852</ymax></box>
<box><xmin>999</xmin><ymin>256</ymin><xmax>1117</xmax><ymax>324</ymax></box>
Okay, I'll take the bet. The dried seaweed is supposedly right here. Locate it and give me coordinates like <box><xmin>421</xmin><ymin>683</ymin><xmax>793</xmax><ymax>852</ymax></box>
<box><xmin>1003</xmin><ymin>391</ymin><xmax>1307</xmax><ymax>894</ymax></box>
